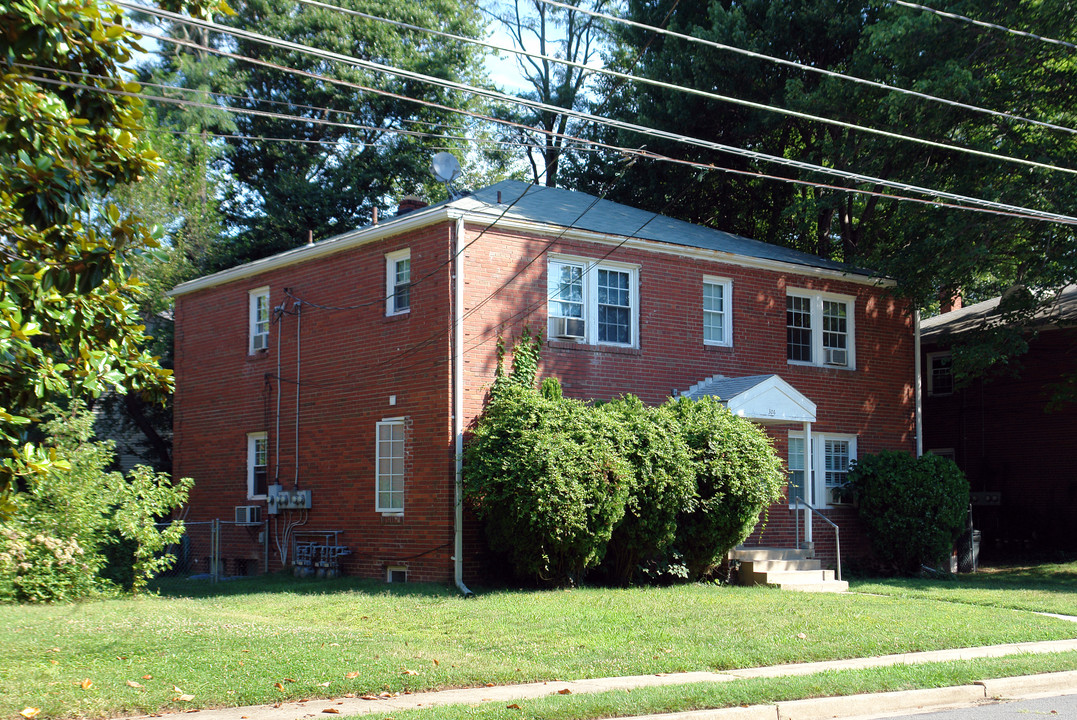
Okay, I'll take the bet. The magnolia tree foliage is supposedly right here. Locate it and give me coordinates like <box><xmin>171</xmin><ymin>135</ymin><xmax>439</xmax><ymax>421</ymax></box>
<box><xmin>0</xmin><ymin>0</ymin><xmax>225</xmax><ymax>507</ymax></box>
<box><xmin>464</xmin><ymin>333</ymin><xmax>785</xmax><ymax>586</ymax></box>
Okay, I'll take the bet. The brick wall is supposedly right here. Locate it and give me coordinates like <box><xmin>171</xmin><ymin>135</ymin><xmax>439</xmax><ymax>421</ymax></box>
<box><xmin>175</xmin><ymin>216</ymin><xmax>916</xmax><ymax>582</ymax></box>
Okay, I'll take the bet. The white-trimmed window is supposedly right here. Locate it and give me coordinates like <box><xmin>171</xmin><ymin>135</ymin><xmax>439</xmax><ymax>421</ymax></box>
<box><xmin>375</xmin><ymin>419</ymin><xmax>405</xmax><ymax>513</ymax></box>
<box><xmin>787</xmin><ymin>432</ymin><xmax>857</xmax><ymax>507</ymax></box>
<box><xmin>547</xmin><ymin>255</ymin><xmax>638</xmax><ymax>347</ymax></box>
<box><xmin>249</xmin><ymin>287</ymin><xmax>270</xmax><ymax>353</ymax></box>
<box><xmin>786</xmin><ymin>290</ymin><xmax>855</xmax><ymax>369</ymax></box>
<box><xmin>703</xmin><ymin>277</ymin><xmax>732</xmax><ymax>346</ymax></box>
<box><xmin>385</xmin><ymin>249</ymin><xmax>411</xmax><ymax>316</ymax></box>
<box><xmin>927</xmin><ymin>352</ymin><xmax>954</xmax><ymax>396</ymax></box>
<box><xmin>247</xmin><ymin>432</ymin><xmax>268</xmax><ymax>499</ymax></box>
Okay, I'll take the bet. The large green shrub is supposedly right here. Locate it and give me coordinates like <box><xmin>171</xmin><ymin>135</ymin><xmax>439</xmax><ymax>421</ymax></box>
<box><xmin>599</xmin><ymin>396</ymin><xmax>696</xmax><ymax>585</ymax></box>
<box><xmin>849</xmin><ymin>450</ymin><xmax>969</xmax><ymax>574</ymax></box>
<box><xmin>0</xmin><ymin>403</ymin><xmax>191</xmax><ymax>602</ymax></box>
<box><xmin>669</xmin><ymin>397</ymin><xmax>786</xmax><ymax>578</ymax></box>
<box><xmin>463</xmin><ymin>382</ymin><xmax>632</xmax><ymax>586</ymax></box>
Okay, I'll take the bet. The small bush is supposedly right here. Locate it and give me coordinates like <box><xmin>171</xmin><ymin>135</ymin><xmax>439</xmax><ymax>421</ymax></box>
<box><xmin>669</xmin><ymin>397</ymin><xmax>786</xmax><ymax>578</ymax></box>
<box><xmin>0</xmin><ymin>403</ymin><xmax>190</xmax><ymax>602</ymax></box>
<box><xmin>850</xmin><ymin>450</ymin><xmax>969</xmax><ymax>574</ymax></box>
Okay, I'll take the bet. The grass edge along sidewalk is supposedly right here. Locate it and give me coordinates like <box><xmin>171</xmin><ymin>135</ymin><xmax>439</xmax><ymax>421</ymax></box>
<box><xmin>113</xmin><ymin>639</ymin><xmax>1077</xmax><ymax>720</ymax></box>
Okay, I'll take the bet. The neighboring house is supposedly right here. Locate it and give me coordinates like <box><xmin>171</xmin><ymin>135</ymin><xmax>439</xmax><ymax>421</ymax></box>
<box><xmin>920</xmin><ymin>286</ymin><xmax>1077</xmax><ymax>554</ymax></box>
<box><xmin>170</xmin><ymin>180</ymin><xmax>917</xmax><ymax>584</ymax></box>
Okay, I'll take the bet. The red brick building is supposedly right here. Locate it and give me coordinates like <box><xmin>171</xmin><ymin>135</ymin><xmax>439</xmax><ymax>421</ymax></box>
<box><xmin>171</xmin><ymin>180</ymin><xmax>918</xmax><ymax>585</ymax></box>
<box><xmin>920</xmin><ymin>286</ymin><xmax>1077</xmax><ymax>555</ymax></box>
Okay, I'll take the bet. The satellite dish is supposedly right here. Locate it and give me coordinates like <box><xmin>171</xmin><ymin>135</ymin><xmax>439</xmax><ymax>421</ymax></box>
<box><xmin>431</xmin><ymin>152</ymin><xmax>462</xmax><ymax>183</ymax></box>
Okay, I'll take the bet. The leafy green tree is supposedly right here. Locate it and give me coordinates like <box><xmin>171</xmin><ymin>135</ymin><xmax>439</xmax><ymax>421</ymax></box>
<box><xmin>209</xmin><ymin>0</ymin><xmax>490</xmax><ymax>268</ymax></box>
<box><xmin>0</xmin><ymin>0</ymin><xmax>228</xmax><ymax>509</ymax></box>
<box><xmin>570</xmin><ymin>0</ymin><xmax>1077</xmax><ymax>373</ymax></box>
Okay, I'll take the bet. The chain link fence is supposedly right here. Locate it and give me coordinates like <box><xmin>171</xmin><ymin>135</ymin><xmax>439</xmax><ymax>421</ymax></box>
<box><xmin>156</xmin><ymin>520</ymin><xmax>267</xmax><ymax>580</ymax></box>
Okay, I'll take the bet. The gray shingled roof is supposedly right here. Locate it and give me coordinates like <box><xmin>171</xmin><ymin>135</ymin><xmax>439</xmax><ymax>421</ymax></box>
<box><xmin>448</xmin><ymin>180</ymin><xmax>873</xmax><ymax>276</ymax></box>
<box><xmin>921</xmin><ymin>284</ymin><xmax>1077</xmax><ymax>341</ymax></box>
<box><xmin>681</xmin><ymin>374</ymin><xmax>777</xmax><ymax>401</ymax></box>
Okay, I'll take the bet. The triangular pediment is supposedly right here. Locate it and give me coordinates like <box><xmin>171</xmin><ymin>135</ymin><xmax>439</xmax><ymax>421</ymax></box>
<box><xmin>682</xmin><ymin>374</ymin><xmax>816</xmax><ymax>423</ymax></box>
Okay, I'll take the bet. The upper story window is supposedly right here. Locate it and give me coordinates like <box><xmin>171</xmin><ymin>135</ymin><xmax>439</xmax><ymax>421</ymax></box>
<box><xmin>548</xmin><ymin>255</ymin><xmax>638</xmax><ymax>347</ymax></box>
<box><xmin>703</xmin><ymin>277</ymin><xmax>732</xmax><ymax>346</ymax></box>
<box><xmin>927</xmin><ymin>352</ymin><xmax>954</xmax><ymax>396</ymax></box>
<box><xmin>249</xmin><ymin>287</ymin><xmax>270</xmax><ymax>353</ymax></box>
<box><xmin>786</xmin><ymin>290</ymin><xmax>855</xmax><ymax>369</ymax></box>
<box><xmin>247</xmin><ymin>431</ymin><xmax>268</xmax><ymax>499</ymax></box>
<box><xmin>375</xmin><ymin>418</ymin><xmax>405</xmax><ymax>513</ymax></box>
<box><xmin>385</xmin><ymin>249</ymin><xmax>411</xmax><ymax>316</ymax></box>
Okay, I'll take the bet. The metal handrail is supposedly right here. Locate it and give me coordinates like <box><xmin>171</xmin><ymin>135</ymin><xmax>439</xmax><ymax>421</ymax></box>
<box><xmin>794</xmin><ymin>497</ymin><xmax>841</xmax><ymax>582</ymax></box>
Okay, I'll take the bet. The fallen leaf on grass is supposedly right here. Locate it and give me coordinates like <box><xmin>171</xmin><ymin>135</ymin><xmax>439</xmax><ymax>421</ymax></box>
<box><xmin>143</xmin><ymin>675</ymin><xmax>153</xmax><ymax>680</ymax></box>
<box><xmin>127</xmin><ymin>680</ymin><xmax>144</xmax><ymax>688</ymax></box>
<box><xmin>49</xmin><ymin>660</ymin><xmax>58</xmax><ymax>665</ymax></box>
<box><xmin>557</xmin><ymin>689</ymin><xmax>572</xmax><ymax>695</ymax></box>
<box><xmin>284</xmin><ymin>678</ymin><xmax>296</xmax><ymax>683</ymax></box>
<box><xmin>317</xmin><ymin>681</ymin><xmax>331</xmax><ymax>687</ymax></box>
<box><xmin>401</xmin><ymin>669</ymin><xmax>419</xmax><ymax>676</ymax></box>
<box><xmin>274</xmin><ymin>683</ymin><xmax>286</xmax><ymax>692</ymax></box>
<box><xmin>432</xmin><ymin>659</ymin><xmax>439</xmax><ymax>666</ymax></box>
<box><xmin>797</xmin><ymin>632</ymin><xmax>807</xmax><ymax>639</ymax></box>
<box><xmin>48</xmin><ymin>648</ymin><xmax>60</xmax><ymax>653</ymax></box>
<box><xmin>321</xmin><ymin>709</ymin><xmax>340</xmax><ymax>714</ymax></box>
<box><xmin>173</xmin><ymin>686</ymin><xmax>183</xmax><ymax>693</ymax></box>
<box><xmin>506</xmin><ymin>704</ymin><xmax>521</xmax><ymax>710</ymax></box>
<box><xmin>359</xmin><ymin>695</ymin><xmax>379</xmax><ymax>701</ymax></box>
<box><xmin>344</xmin><ymin>672</ymin><xmax>360</xmax><ymax>679</ymax></box>
<box><xmin>80</xmin><ymin>679</ymin><xmax>93</xmax><ymax>690</ymax></box>
<box><xmin>176</xmin><ymin>694</ymin><xmax>195</xmax><ymax>702</ymax></box>
<box><xmin>20</xmin><ymin>708</ymin><xmax>41</xmax><ymax>719</ymax></box>
<box><xmin>484</xmin><ymin>683</ymin><xmax>495</xmax><ymax>688</ymax></box>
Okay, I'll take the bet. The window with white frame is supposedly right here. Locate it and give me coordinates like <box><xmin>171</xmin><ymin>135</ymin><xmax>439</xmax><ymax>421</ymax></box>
<box><xmin>247</xmin><ymin>432</ymin><xmax>268</xmax><ymax>499</ymax></box>
<box><xmin>375</xmin><ymin>419</ymin><xmax>405</xmax><ymax>513</ymax></box>
<box><xmin>385</xmin><ymin>249</ymin><xmax>411</xmax><ymax>316</ymax></box>
<box><xmin>703</xmin><ymin>277</ymin><xmax>732</xmax><ymax>346</ymax></box>
<box><xmin>786</xmin><ymin>290</ymin><xmax>855</xmax><ymax>368</ymax></box>
<box><xmin>927</xmin><ymin>352</ymin><xmax>954</xmax><ymax>396</ymax></box>
<box><xmin>249</xmin><ymin>287</ymin><xmax>269</xmax><ymax>353</ymax></box>
<box><xmin>787</xmin><ymin>432</ymin><xmax>857</xmax><ymax>507</ymax></box>
<box><xmin>547</xmin><ymin>256</ymin><xmax>638</xmax><ymax>346</ymax></box>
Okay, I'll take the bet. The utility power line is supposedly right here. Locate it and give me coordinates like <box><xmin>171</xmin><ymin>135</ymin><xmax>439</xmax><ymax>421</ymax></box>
<box><xmin>528</xmin><ymin>0</ymin><xmax>1077</xmax><ymax>136</ymax></box>
<box><xmin>893</xmin><ymin>0</ymin><xmax>1077</xmax><ymax>50</ymax></box>
<box><xmin>290</xmin><ymin>0</ymin><xmax>1077</xmax><ymax>177</ymax></box>
<box><xmin>110</xmin><ymin>1</ymin><xmax>1077</xmax><ymax>224</ymax></box>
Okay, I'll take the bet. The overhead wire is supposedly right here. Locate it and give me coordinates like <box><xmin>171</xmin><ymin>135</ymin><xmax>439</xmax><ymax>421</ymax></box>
<box><xmin>892</xmin><ymin>0</ymin><xmax>1077</xmax><ymax>50</ymax></box>
<box><xmin>526</xmin><ymin>0</ymin><xmax>1077</xmax><ymax>136</ymax></box>
<box><xmin>109</xmin><ymin>1</ymin><xmax>1077</xmax><ymax>224</ymax></box>
<box><xmin>25</xmin><ymin>36</ymin><xmax>1076</xmax><ymax>226</ymax></box>
<box><xmin>284</xmin><ymin>0</ymin><xmax>1077</xmax><ymax>176</ymax></box>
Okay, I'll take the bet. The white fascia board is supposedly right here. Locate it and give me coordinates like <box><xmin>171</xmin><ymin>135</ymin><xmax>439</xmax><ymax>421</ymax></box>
<box><xmin>168</xmin><ymin>207</ymin><xmax>458</xmax><ymax>297</ymax></box>
<box><xmin>458</xmin><ymin>212</ymin><xmax>894</xmax><ymax>287</ymax></box>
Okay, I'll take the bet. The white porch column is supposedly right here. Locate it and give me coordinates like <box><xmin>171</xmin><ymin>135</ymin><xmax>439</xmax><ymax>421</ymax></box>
<box><xmin>803</xmin><ymin>420</ymin><xmax>813</xmax><ymax>543</ymax></box>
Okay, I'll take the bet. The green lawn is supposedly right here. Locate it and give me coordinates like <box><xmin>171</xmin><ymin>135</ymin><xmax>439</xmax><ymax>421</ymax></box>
<box><xmin>2</xmin><ymin>572</ymin><xmax>1075</xmax><ymax>719</ymax></box>
<box><xmin>850</xmin><ymin>560</ymin><xmax>1077</xmax><ymax>616</ymax></box>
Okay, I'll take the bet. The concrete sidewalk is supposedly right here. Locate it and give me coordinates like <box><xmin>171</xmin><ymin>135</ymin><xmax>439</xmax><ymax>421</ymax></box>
<box><xmin>127</xmin><ymin>638</ymin><xmax>1077</xmax><ymax>720</ymax></box>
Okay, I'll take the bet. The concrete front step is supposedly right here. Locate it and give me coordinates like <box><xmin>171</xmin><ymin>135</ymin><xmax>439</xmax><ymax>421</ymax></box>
<box><xmin>731</xmin><ymin>546</ymin><xmax>848</xmax><ymax>593</ymax></box>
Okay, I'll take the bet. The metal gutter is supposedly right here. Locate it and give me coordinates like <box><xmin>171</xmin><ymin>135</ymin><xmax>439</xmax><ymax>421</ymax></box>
<box><xmin>914</xmin><ymin>309</ymin><xmax>923</xmax><ymax>457</ymax></box>
<box><xmin>452</xmin><ymin>216</ymin><xmax>473</xmax><ymax>597</ymax></box>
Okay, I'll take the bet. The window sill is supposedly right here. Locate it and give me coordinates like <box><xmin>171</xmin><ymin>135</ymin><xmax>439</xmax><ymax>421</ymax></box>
<box><xmin>247</xmin><ymin>349</ymin><xmax>269</xmax><ymax>361</ymax></box>
<box><xmin>548</xmin><ymin>339</ymin><xmax>641</xmax><ymax>356</ymax></box>
<box><xmin>787</xmin><ymin>360</ymin><xmax>856</xmax><ymax>372</ymax></box>
<box><xmin>382</xmin><ymin>312</ymin><xmax>410</xmax><ymax>324</ymax></box>
<box><xmin>380</xmin><ymin>512</ymin><xmax>404</xmax><ymax>525</ymax></box>
<box><xmin>703</xmin><ymin>343</ymin><xmax>733</xmax><ymax>353</ymax></box>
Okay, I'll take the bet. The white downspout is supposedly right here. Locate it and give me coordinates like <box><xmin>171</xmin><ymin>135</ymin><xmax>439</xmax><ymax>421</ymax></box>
<box><xmin>914</xmin><ymin>309</ymin><xmax>923</xmax><ymax>457</ymax></box>
<box><xmin>452</xmin><ymin>216</ymin><xmax>473</xmax><ymax>596</ymax></box>
<box><xmin>803</xmin><ymin>420</ymin><xmax>813</xmax><ymax>544</ymax></box>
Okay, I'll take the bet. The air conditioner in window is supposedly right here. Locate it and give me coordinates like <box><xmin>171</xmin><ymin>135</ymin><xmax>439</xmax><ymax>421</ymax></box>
<box><xmin>826</xmin><ymin>486</ymin><xmax>854</xmax><ymax>506</ymax></box>
<box><xmin>235</xmin><ymin>505</ymin><xmax>262</xmax><ymax>525</ymax></box>
<box><xmin>823</xmin><ymin>347</ymin><xmax>848</xmax><ymax>367</ymax></box>
<box><xmin>551</xmin><ymin>316</ymin><xmax>586</xmax><ymax>339</ymax></box>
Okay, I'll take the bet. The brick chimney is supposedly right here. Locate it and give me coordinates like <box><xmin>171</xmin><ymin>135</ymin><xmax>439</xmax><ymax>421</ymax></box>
<box><xmin>939</xmin><ymin>288</ymin><xmax>963</xmax><ymax>314</ymax></box>
<box><xmin>396</xmin><ymin>195</ymin><xmax>428</xmax><ymax>216</ymax></box>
